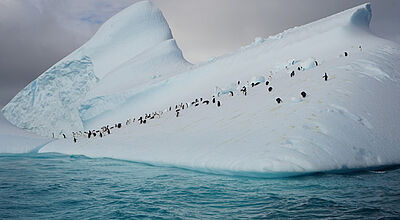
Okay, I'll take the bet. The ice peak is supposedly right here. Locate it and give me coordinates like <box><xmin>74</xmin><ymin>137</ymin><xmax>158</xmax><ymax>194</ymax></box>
<box><xmin>350</xmin><ymin>3</ymin><xmax>371</xmax><ymax>29</ymax></box>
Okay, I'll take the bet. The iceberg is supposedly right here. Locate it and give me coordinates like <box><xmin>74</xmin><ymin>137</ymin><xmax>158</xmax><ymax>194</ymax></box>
<box><xmin>2</xmin><ymin>2</ymin><xmax>400</xmax><ymax>176</ymax></box>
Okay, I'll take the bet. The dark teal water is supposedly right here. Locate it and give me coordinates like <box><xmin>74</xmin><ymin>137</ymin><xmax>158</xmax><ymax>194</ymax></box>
<box><xmin>0</xmin><ymin>153</ymin><xmax>399</xmax><ymax>219</ymax></box>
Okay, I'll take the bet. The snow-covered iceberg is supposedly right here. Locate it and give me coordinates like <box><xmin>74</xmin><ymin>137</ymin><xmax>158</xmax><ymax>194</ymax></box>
<box><xmin>2</xmin><ymin>2</ymin><xmax>400</xmax><ymax>176</ymax></box>
<box><xmin>2</xmin><ymin>0</ymin><xmax>191</xmax><ymax>137</ymax></box>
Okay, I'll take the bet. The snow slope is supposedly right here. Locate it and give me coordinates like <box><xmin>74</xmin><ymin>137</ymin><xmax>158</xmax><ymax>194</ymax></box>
<box><xmin>2</xmin><ymin>0</ymin><xmax>191</xmax><ymax>137</ymax></box>
<box><xmin>4</xmin><ymin>2</ymin><xmax>400</xmax><ymax>176</ymax></box>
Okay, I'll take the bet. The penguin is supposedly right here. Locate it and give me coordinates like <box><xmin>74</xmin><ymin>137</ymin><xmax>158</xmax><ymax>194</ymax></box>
<box><xmin>62</xmin><ymin>134</ymin><xmax>66</xmax><ymax>139</ymax></box>
<box><xmin>276</xmin><ymin>98</ymin><xmax>282</xmax><ymax>104</ymax></box>
<box><xmin>88</xmin><ymin>131</ymin><xmax>92</xmax><ymax>138</ymax></box>
<box><xmin>52</xmin><ymin>133</ymin><xmax>55</xmax><ymax>138</ymax></box>
<box><xmin>344</xmin><ymin>51</ymin><xmax>348</xmax><ymax>57</ymax></box>
<box><xmin>323</xmin><ymin>73</ymin><xmax>328</xmax><ymax>81</ymax></box>
<box><xmin>195</xmin><ymin>103</ymin><xmax>199</xmax><ymax>107</ymax></box>
<box><xmin>203</xmin><ymin>100</ymin><xmax>210</xmax><ymax>105</ymax></box>
<box><xmin>251</xmin><ymin>82</ymin><xmax>255</xmax><ymax>87</ymax></box>
<box><xmin>229</xmin><ymin>91</ymin><xmax>234</xmax><ymax>96</ymax></box>
<box><xmin>315</xmin><ymin>60</ymin><xmax>318</xmax><ymax>66</ymax></box>
<box><xmin>107</xmin><ymin>128</ymin><xmax>111</xmax><ymax>135</ymax></box>
<box><xmin>254</xmin><ymin>82</ymin><xmax>261</xmax><ymax>86</ymax></box>
<box><xmin>92</xmin><ymin>131</ymin><xmax>96</xmax><ymax>137</ymax></box>
<box><xmin>265</xmin><ymin>81</ymin><xmax>269</xmax><ymax>86</ymax></box>
<box><xmin>290</xmin><ymin>71</ymin><xmax>295</xmax><ymax>77</ymax></box>
<box><xmin>241</xmin><ymin>86</ymin><xmax>247</xmax><ymax>96</ymax></box>
<box><xmin>298</xmin><ymin>67</ymin><xmax>301</xmax><ymax>71</ymax></box>
<box><xmin>176</xmin><ymin>111</ymin><xmax>180</xmax><ymax>117</ymax></box>
<box><xmin>212</xmin><ymin>96</ymin><xmax>216</xmax><ymax>104</ymax></box>
<box><xmin>143</xmin><ymin>119</ymin><xmax>147</xmax><ymax>124</ymax></box>
<box><xmin>200</xmin><ymin>98</ymin><xmax>203</xmax><ymax>102</ymax></box>
<box><xmin>268</xmin><ymin>87</ymin><xmax>273</xmax><ymax>92</ymax></box>
<box><xmin>217</xmin><ymin>101</ymin><xmax>221</xmax><ymax>107</ymax></box>
<box><xmin>359</xmin><ymin>45</ymin><xmax>362</xmax><ymax>51</ymax></box>
<box><xmin>99</xmin><ymin>132</ymin><xmax>103</xmax><ymax>138</ymax></box>
<box><xmin>301</xmin><ymin>91</ymin><xmax>307</xmax><ymax>98</ymax></box>
<box><xmin>73</xmin><ymin>137</ymin><xmax>77</xmax><ymax>143</ymax></box>
<box><xmin>238</xmin><ymin>80</ymin><xmax>240</xmax><ymax>85</ymax></box>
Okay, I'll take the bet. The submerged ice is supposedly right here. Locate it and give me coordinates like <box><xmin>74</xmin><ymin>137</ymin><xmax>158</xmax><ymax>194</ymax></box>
<box><xmin>2</xmin><ymin>2</ymin><xmax>400</xmax><ymax>175</ymax></box>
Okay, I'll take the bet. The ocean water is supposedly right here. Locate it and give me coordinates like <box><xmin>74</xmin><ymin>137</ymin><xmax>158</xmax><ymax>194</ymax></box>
<box><xmin>0</xmin><ymin>153</ymin><xmax>399</xmax><ymax>219</ymax></box>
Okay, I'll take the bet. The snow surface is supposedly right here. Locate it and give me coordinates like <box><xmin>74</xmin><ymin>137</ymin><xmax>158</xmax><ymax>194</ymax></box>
<box><xmin>2</xmin><ymin>2</ymin><xmax>400</xmax><ymax>176</ymax></box>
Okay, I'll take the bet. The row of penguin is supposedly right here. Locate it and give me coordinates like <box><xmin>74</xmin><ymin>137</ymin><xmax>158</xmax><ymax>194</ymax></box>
<box><xmin>56</xmin><ymin>48</ymin><xmax>360</xmax><ymax>143</ymax></box>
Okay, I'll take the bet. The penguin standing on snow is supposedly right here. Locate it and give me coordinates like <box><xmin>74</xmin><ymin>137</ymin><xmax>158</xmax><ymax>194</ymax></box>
<box><xmin>217</xmin><ymin>101</ymin><xmax>221</xmax><ymax>107</ymax></box>
<box><xmin>62</xmin><ymin>134</ymin><xmax>66</xmax><ymax>139</ymax></box>
<box><xmin>268</xmin><ymin>87</ymin><xmax>273</xmax><ymax>92</ymax></box>
<box><xmin>315</xmin><ymin>60</ymin><xmax>318</xmax><ymax>66</ymax></box>
<box><xmin>344</xmin><ymin>51</ymin><xmax>348</xmax><ymax>56</ymax></box>
<box><xmin>265</xmin><ymin>81</ymin><xmax>269</xmax><ymax>86</ymax></box>
<box><xmin>276</xmin><ymin>98</ymin><xmax>282</xmax><ymax>104</ymax></box>
<box><xmin>301</xmin><ymin>91</ymin><xmax>307</xmax><ymax>98</ymax></box>
<box><xmin>323</xmin><ymin>73</ymin><xmax>328</xmax><ymax>81</ymax></box>
<box><xmin>241</xmin><ymin>86</ymin><xmax>247</xmax><ymax>96</ymax></box>
<box><xmin>212</xmin><ymin>96</ymin><xmax>216</xmax><ymax>104</ymax></box>
<box><xmin>229</xmin><ymin>91</ymin><xmax>234</xmax><ymax>96</ymax></box>
<box><xmin>290</xmin><ymin>71</ymin><xmax>295</xmax><ymax>77</ymax></box>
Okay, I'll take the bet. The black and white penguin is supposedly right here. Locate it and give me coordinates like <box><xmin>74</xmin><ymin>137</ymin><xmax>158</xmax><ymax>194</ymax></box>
<box><xmin>265</xmin><ymin>81</ymin><xmax>269</xmax><ymax>86</ymax></box>
<box><xmin>276</xmin><ymin>98</ymin><xmax>282</xmax><ymax>104</ymax></box>
<box><xmin>323</xmin><ymin>73</ymin><xmax>328</xmax><ymax>81</ymax></box>
<box><xmin>344</xmin><ymin>51</ymin><xmax>348</xmax><ymax>56</ymax></box>
<box><xmin>217</xmin><ymin>101</ymin><xmax>221</xmax><ymax>107</ymax></box>
<box><xmin>301</xmin><ymin>91</ymin><xmax>307</xmax><ymax>98</ymax></box>
<box><xmin>268</xmin><ymin>87</ymin><xmax>273</xmax><ymax>92</ymax></box>
<box><xmin>290</xmin><ymin>71</ymin><xmax>295</xmax><ymax>77</ymax></box>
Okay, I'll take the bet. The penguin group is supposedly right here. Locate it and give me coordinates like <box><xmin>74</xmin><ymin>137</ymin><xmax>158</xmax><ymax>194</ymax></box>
<box><xmin>56</xmin><ymin>47</ymin><xmax>360</xmax><ymax>143</ymax></box>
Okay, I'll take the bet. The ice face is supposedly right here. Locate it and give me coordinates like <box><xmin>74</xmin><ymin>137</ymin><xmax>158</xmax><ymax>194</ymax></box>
<box><xmin>2</xmin><ymin>56</ymin><xmax>98</xmax><ymax>137</ymax></box>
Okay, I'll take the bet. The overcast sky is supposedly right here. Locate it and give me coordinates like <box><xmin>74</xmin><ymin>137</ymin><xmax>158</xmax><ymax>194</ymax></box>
<box><xmin>0</xmin><ymin>0</ymin><xmax>399</xmax><ymax>107</ymax></box>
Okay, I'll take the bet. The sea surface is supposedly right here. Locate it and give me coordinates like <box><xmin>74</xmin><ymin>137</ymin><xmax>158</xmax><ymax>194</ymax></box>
<box><xmin>0</xmin><ymin>153</ymin><xmax>399</xmax><ymax>219</ymax></box>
